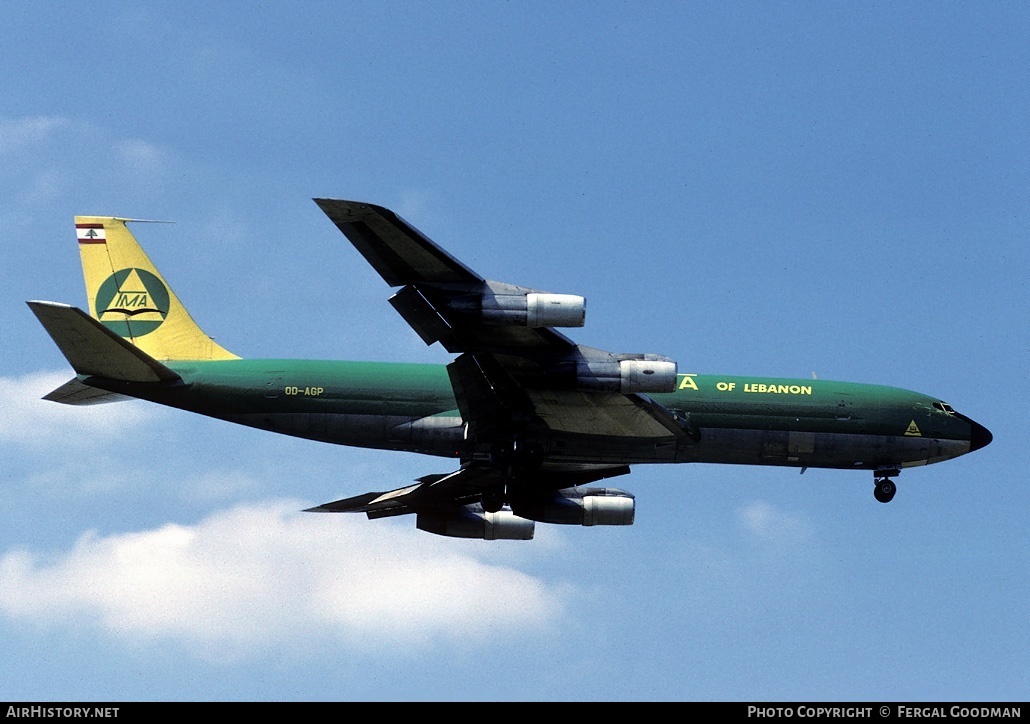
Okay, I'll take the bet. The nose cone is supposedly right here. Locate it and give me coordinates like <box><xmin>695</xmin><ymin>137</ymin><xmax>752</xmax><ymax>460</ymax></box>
<box><xmin>959</xmin><ymin>414</ymin><xmax>993</xmax><ymax>452</ymax></box>
<box><xmin>969</xmin><ymin>419</ymin><xmax>993</xmax><ymax>451</ymax></box>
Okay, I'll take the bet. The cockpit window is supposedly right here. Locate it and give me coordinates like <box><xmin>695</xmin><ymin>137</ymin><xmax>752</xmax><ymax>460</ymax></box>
<box><xmin>933</xmin><ymin>402</ymin><xmax>956</xmax><ymax>414</ymax></box>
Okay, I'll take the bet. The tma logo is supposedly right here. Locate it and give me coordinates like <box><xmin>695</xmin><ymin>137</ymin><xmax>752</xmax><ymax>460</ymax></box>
<box><xmin>95</xmin><ymin>268</ymin><xmax>170</xmax><ymax>337</ymax></box>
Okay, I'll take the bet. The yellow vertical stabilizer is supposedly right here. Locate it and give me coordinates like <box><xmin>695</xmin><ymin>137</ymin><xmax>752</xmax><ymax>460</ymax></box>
<box><xmin>75</xmin><ymin>216</ymin><xmax>238</xmax><ymax>361</ymax></box>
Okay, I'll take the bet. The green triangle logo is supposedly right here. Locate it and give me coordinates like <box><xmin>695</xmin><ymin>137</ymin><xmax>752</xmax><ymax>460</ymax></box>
<box><xmin>95</xmin><ymin>268</ymin><xmax>170</xmax><ymax>338</ymax></box>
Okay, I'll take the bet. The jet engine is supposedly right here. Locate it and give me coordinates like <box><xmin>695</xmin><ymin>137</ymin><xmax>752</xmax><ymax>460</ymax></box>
<box><xmin>449</xmin><ymin>292</ymin><xmax>586</xmax><ymax>328</ymax></box>
<box><xmin>575</xmin><ymin>357</ymin><xmax>678</xmax><ymax>394</ymax></box>
<box><xmin>416</xmin><ymin>505</ymin><xmax>535</xmax><ymax>540</ymax></box>
<box><xmin>511</xmin><ymin>487</ymin><xmax>636</xmax><ymax>527</ymax></box>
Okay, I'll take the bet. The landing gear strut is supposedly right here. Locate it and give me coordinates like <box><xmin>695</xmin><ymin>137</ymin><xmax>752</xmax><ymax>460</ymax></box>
<box><xmin>873</xmin><ymin>468</ymin><xmax>899</xmax><ymax>503</ymax></box>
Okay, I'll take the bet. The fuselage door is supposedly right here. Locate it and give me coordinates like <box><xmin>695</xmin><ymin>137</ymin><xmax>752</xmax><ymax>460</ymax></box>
<box><xmin>265</xmin><ymin>371</ymin><xmax>284</xmax><ymax>399</ymax></box>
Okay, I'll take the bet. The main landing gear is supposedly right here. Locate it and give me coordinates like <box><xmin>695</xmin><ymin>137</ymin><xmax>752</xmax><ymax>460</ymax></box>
<box><xmin>480</xmin><ymin>437</ymin><xmax>547</xmax><ymax>513</ymax></box>
<box><xmin>873</xmin><ymin>468</ymin><xmax>899</xmax><ymax>503</ymax></box>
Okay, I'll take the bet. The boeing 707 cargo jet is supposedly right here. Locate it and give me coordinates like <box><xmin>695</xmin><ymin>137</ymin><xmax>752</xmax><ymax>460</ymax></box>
<box><xmin>28</xmin><ymin>200</ymin><xmax>992</xmax><ymax>539</ymax></box>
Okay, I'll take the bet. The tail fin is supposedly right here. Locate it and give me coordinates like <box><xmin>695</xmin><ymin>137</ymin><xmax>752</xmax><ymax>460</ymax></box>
<box><xmin>76</xmin><ymin>216</ymin><xmax>238</xmax><ymax>361</ymax></box>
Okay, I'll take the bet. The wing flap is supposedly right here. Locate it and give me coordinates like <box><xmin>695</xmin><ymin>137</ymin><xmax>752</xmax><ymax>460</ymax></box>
<box><xmin>527</xmin><ymin>389</ymin><xmax>686</xmax><ymax>439</ymax></box>
<box><xmin>388</xmin><ymin>284</ymin><xmax>455</xmax><ymax>346</ymax></box>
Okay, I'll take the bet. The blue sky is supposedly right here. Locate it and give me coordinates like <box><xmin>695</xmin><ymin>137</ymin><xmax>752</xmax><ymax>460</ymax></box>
<box><xmin>1</xmin><ymin>2</ymin><xmax>1026</xmax><ymax>701</ymax></box>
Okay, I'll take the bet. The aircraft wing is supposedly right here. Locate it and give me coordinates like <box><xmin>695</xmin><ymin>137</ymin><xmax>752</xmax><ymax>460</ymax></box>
<box><xmin>313</xmin><ymin>199</ymin><xmax>691</xmax><ymax>528</ymax></box>
<box><xmin>314</xmin><ymin>199</ymin><xmax>483</xmax><ymax>287</ymax></box>
<box><xmin>306</xmin><ymin>462</ymin><xmax>632</xmax><ymax>517</ymax></box>
<box><xmin>306</xmin><ymin>465</ymin><xmax>501</xmax><ymax>518</ymax></box>
<box><xmin>315</xmin><ymin>199</ymin><xmax>578</xmax><ymax>358</ymax></box>
<box><xmin>314</xmin><ymin>198</ymin><xmax>691</xmax><ymax>442</ymax></box>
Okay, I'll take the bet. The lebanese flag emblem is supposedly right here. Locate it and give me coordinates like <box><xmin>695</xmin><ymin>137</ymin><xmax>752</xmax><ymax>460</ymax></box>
<box><xmin>77</xmin><ymin>224</ymin><xmax>106</xmax><ymax>244</ymax></box>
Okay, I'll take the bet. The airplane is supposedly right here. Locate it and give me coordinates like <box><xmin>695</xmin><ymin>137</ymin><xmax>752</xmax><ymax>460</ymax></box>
<box><xmin>28</xmin><ymin>199</ymin><xmax>993</xmax><ymax>540</ymax></box>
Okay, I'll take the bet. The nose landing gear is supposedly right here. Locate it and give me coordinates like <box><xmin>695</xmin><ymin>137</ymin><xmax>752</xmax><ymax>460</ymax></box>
<box><xmin>873</xmin><ymin>468</ymin><xmax>899</xmax><ymax>503</ymax></box>
<box><xmin>874</xmin><ymin>478</ymin><xmax>896</xmax><ymax>503</ymax></box>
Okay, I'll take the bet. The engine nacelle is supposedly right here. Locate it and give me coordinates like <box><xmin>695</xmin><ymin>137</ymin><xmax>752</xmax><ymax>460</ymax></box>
<box><xmin>511</xmin><ymin>487</ymin><xmax>636</xmax><ymax>527</ymax></box>
<box><xmin>474</xmin><ymin>292</ymin><xmax>586</xmax><ymax>328</ymax></box>
<box><xmin>576</xmin><ymin>357</ymin><xmax>678</xmax><ymax>394</ymax></box>
<box><xmin>416</xmin><ymin>506</ymin><xmax>535</xmax><ymax>540</ymax></box>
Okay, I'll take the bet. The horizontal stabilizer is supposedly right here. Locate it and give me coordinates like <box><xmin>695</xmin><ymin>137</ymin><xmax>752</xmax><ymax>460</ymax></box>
<box><xmin>27</xmin><ymin>301</ymin><xmax>180</xmax><ymax>383</ymax></box>
<box><xmin>43</xmin><ymin>377</ymin><xmax>132</xmax><ymax>405</ymax></box>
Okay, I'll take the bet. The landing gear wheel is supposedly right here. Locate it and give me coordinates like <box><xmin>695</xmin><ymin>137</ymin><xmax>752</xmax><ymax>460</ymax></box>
<box><xmin>874</xmin><ymin>478</ymin><xmax>896</xmax><ymax>504</ymax></box>
<box><xmin>481</xmin><ymin>486</ymin><xmax>506</xmax><ymax>514</ymax></box>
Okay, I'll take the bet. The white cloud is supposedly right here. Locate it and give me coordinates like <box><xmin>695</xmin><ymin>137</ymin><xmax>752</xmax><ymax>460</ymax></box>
<box><xmin>0</xmin><ymin>499</ymin><xmax>568</xmax><ymax>659</ymax></box>
<box><xmin>14</xmin><ymin>168</ymin><xmax>64</xmax><ymax>206</ymax></box>
<box><xmin>0</xmin><ymin>116</ymin><xmax>71</xmax><ymax>156</ymax></box>
<box><xmin>397</xmin><ymin>190</ymin><xmax>432</xmax><ymax>222</ymax></box>
<box><xmin>115</xmin><ymin>138</ymin><xmax>170</xmax><ymax>185</ymax></box>
<box><xmin>0</xmin><ymin>115</ymin><xmax>175</xmax><ymax>219</ymax></box>
<box><xmin>737</xmin><ymin>500</ymin><xmax>812</xmax><ymax>546</ymax></box>
<box><xmin>0</xmin><ymin>370</ymin><xmax>161</xmax><ymax>450</ymax></box>
<box><xmin>117</xmin><ymin>138</ymin><xmax>165</xmax><ymax>166</ymax></box>
<box><xmin>183</xmin><ymin>469</ymin><xmax>262</xmax><ymax>503</ymax></box>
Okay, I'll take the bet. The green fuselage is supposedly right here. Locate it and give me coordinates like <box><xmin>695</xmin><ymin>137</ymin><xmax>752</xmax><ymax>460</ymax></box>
<box><xmin>96</xmin><ymin>359</ymin><xmax>980</xmax><ymax>474</ymax></box>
